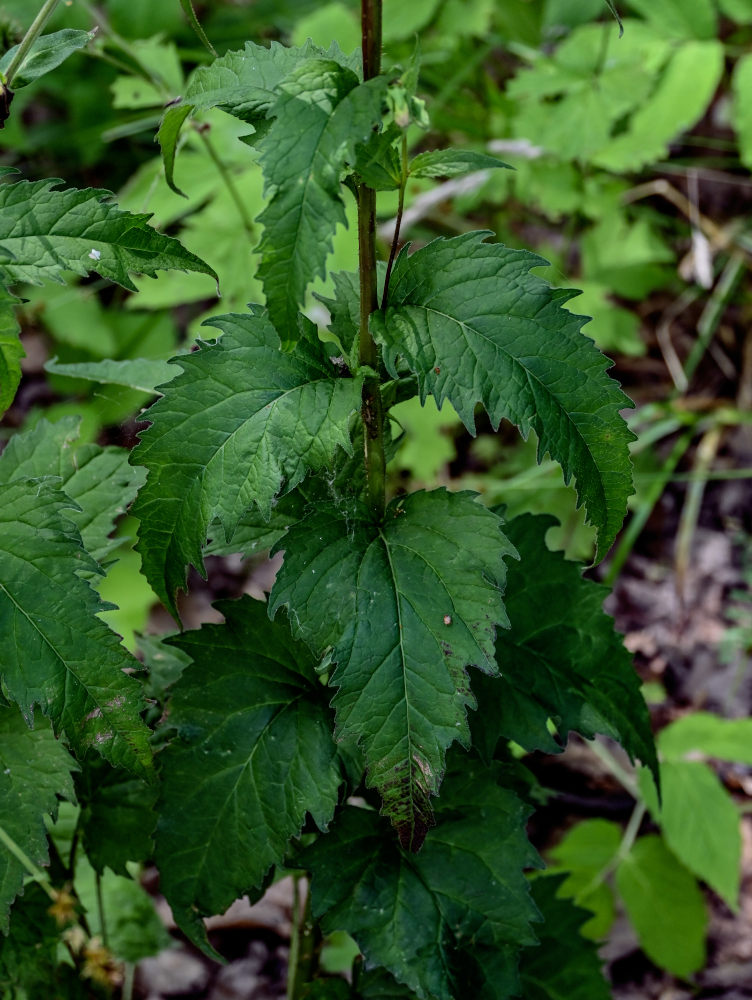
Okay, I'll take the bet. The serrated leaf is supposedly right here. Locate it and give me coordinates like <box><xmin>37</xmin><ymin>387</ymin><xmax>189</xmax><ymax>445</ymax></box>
<box><xmin>44</xmin><ymin>356</ymin><xmax>177</xmax><ymax>394</ymax></box>
<box><xmin>257</xmin><ymin>61</ymin><xmax>387</xmax><ymax>341</ymax></box>
<box><xmin>409</xmin><ymin>149</ymin><xmax>511</xmax><ymax>179</ymax></box>
<box><xmin>640</xmin><ymin>761</ymin><xmax>740</xmax><ymax>909</ymax></box>
<box><xmin>316</xmin><ymin>268</ymin><xmax>362</xmax><ymax>363</ymax></box>
<box><xmin>78</xmin><ymin>760</ymin><xmax>157</xmax><ymax>876</ymax></box>
<box><xmin>0</xmin><ymin>30</ymin><xmax>93</xmax><ymax>90</ymax></box>
<box><xmin>0</xmin><ymin>706</ymin><xmax>77</xmax><ymax>932</ymax></box>
<box><xmin>0</xmin><ymin>284</ymin><xmax>22</xmax><ymax>415</ymax></box>
<box><xmin>472</xmin><ymin>515</ymin><xmax>657</xmax><ymax>777</ymax></box>
<box><xmin>354</xmin><ymin>125</ymin><xmax>403</xmax><ymax>190</ymax></box>
<box><xmin>270</xmin><ymin>490</ymin><xmax>516</xmax><ymax>850</ymax></box>
<box><xmin>0</xmin><ymin>178</ymin><xmax>216</xmax><ymax>292</ymax></box>
<box><xmin>519</xmin><ymin>876</ymin><xmax>611</xmax><ymax>1000</ymax></box>
<box><xmin>358</xmin><ymin>969</ymin><xmax>420</xmax><ymax>999</ymax></box>
<box><xmin>372</xmin><ymin>234</ymin><xmax>635</xmax><ymax>560</ymax></box>
<box><xmin>156</xmin><ymin>596</ymin><xmax>343</xmax><ymax>951</ymax></box>
<box><xmin>0</xmin><ymin>478</ymin><xmax>152</xmax><ymax>775</ymax></box>
<box><xmin>157</xmin><ymin>40</ymin><xmax>358</xmax><ymax>192</ymax></box>
<box><xmin>304</xmin><ymin>762</ymin><xmax>540</xmax><ymax>1000</ymax></box>
<box><xmin>0</xmin><ymin>417</ymin><xmax>145</xmax><ymax>567</ymax></box>
<box><xmin>616</xmin><ymin>835</ymin><xmax>706</xmax><ymax>978</ymax></box>
<box><xmin>132</xmin><ymin>309</ymin><xmax>363</xmax><ymax>619</ymax></box>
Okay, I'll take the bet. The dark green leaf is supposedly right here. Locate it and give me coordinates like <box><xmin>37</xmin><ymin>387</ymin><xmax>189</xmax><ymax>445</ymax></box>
<box><xmin>304</xmin><ymin>762</ymin><xmax>540</xmax><ymax>1000</ymax></box>
<box><xmin>602</xmin><ymin>0</ymin><xmax>623</xmax><ymax>36</ymax></box>
<box><xmin>0</xmin><ymin>30</ymin><xmax>93</xmax><ymax>90</ymax></box>
<box><xmin>358</xmin><ymin>968</ymin><xmax>420</xmax><ymax>999</ymax></box>
<box><xmin>0</xmin><ymin>417</ymin><xmax>145</xmax><ymax>567</ymax></box>
<box><xmin>257</xmin><ymin>61</ymin><xmax>387</xmax><ymax>341</ymax></box>
<box><xmin>0</xmin><ymin>178</ymin><xmax>216</xmax><ymax>292</ymax></box>
<box><xmin>78</xmin><ymin>760</ymin><xmax>157</xmax><ymax>876</ymax></box>
<box><xmin>0</xmin><ymin>706</ymin><xmax>77</xmax><ymax>931</ymax></box>
<box><xmin>519</xmin><ymin>875</ymin><xmax>611</xmax><ymax>1000</ymax></box>
<box><xmin>156</xmin><ymin>596</ymin><xmax>343</xmax><ymax>951</ymax></box>
<box><xmin>270</xmin><ymin>490</ymin><xmax>516</xmax><ymax>849</ymax></box>
<box><xmin>472</xmin><ymin>514</ymin><xmax>657</xmax><ymax>779</ymax></box>
<box><xmin>132</xmin><ymin>309</ymin><xmax>363</xmax><ymax>619</ymax></box>
<box><xmin>616</xmin><ymin>835</ymin><xmax>706</xmax><ymax>978</ymax></box>
<box><xmin>0</xmin><ymin>284</ymin><xmax>22</xmax><ymax>416</ymax></box>
<box><xmin>354</xmin><ymin>125</ymin><xmax>403</xmax><ymax>190</ymax></box>
<box><xmin>409</xmin><ymin>149</ymin><xmax>511</xmax><ymax>179</ymax></box>
<box><xmin>0</xmin><ymin>478</ymin><xmax>152</xmax><ymax>775</ymax></box>
<box><xmin>372</xmin><ymin>233</ymin><xmax>635</xmax><ymax>560</ymax></box>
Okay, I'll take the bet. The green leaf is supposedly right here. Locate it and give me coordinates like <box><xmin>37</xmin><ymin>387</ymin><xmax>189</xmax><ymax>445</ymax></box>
<box><xmin>658</xmin><ymin>712</ymin><xmax>752</xmax><ymax>765</ymax></box>
<box><xmin>519</xmin><ymin>875</ymin><xmax>611</xmax><ymax>1000</ymax></box>
<box><xmin>75</xmin><ymin>856</ymin><xmax>170</xmax><ymax>963</ymax></box>
<box><xmin>409</xmin><ymin>149</ymin><xmax>511</xmax><ymax>179</ymax></box>
<box><xmin>372</xmin><ymin>233</ymin><xmax>635</xmax><ymax>560</ymax></box>
<box><xmin>0</xmin><ymin>478</ymin><xmax>152</xmax><ymax>775</ymax></box>
<box><xmin>157</xmin><ymin>40</ymin><xmax>357</xmax><ymax>192</ymax></box>
<box><xmin>179</xmin><ymin>0</ymin><xmax>216</xmax><ymax>57</ymax></box>
<box><xmin>44</xmin><ymin>356</ymin><xmax>177</xmax><ymax>394</ymax></box>
<box><xmin>257</xmin><ymin>61</ymin><xmax>387</xmax><ymax>341</ymax></box>
<box><xmin>0</xmin><ymin>417</ymin><xmax>145</xmax><ymax>568</ymax></box>
<box><xmin>304</xmin><ymin>762</ymin><xmax>540</xmax><ymax>1000</ymax></box>
<box><xmin>592</xmin><ymin>41</ymin><xmax>724</xmax><ymax>172</ymax></box>
<box><xmin>732</xmin><ymin>54</ymin><xmax>752</xmax><ymax>170</ymax></box>
<box><xmin>640</xmin><ymin>761</ymin><xmax>740</xmax><ymax>909</ymax></box>
<box><xmin>546</xmin><ymin>819</ymin><xmax>621</xmax><ymax>939</ymax></box>
<box><xmin>270</xmin><ymin>490</ymin><xmax>516</xmax><ymax>849</ymax></box>
<box><xmin>354</xmin><ymin>125</ymin><xmax>403</xmax><ymax>190</ymax></box>
<box><xmin>0</xmin><ymin>30</ymin><xmax>93</xmax><ymax>90</ymax></box>
<box><xmin>624</xmin><ymin>0</ymin><xmax>716</xmax><ymax>38</ymax></box>
<box><xmin>358</xmin><ymin>969</ymin><xmax>420</xmax><ymax>999</ymax></box>
<box><xmin>132</xmin><ymin>309</ymin><xmax>363</xmax><ymax>619</ymax></box>
<box><xmin>0</xmin><ymin>706</ymin><xmax>77</xmax><ymax>932</ymax></box>
<box><xmin>720</xmin><ymin>0</ymin><xmax>752</xmax><ymax>22</ymax></box>
<box><xmin>602</xmin><ymin>0</ymin><xmax>623</xmax><ymax>35</ymax></box>
<box><xmin>0</xmin><ymin>284</ymin><xmax>22</xmax><ymax>416</ymax></box>
<box><xmin>156</xmin><ymin>596</ymin><xmax>343</xmax><ymax>951</ymax></box>
<box><xmin>0</xmin><ymin>178</ymin><xmax>217</xmax><ymax>292</ymax></box>
<box><xmin>78</xmin><ymin>760</ymin><xmax>157</xmax><ymax>876</ymax></box>
<box><xmin>616</xmin><ymin>835</ymin><xmax>706</xmax><ymax>978</ymax></box>
<box><xmin>473</xmin><ymin>515</ymin><xmax>656</xmax><ymax>777</ymax></box>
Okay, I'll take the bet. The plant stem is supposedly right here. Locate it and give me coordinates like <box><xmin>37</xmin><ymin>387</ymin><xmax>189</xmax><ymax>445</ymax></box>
<box><xmin>0</xmin><ymin>823</ymin><xmax>57</xmax><ymax>900</ymax></box>
<box><xmin>381</xmin><ymin>132</ymin><xmax>408</xmax><ymax>310</ymax></box>
<box><xmin>287</xmin><ymin>874</ymin><xmax>302</xmax><ymax>1000</ymax></box>
<box><xmin>95</xmin><ymin>869</ymin><xmax>109</xmax><ymax>948</ymax></box>
<box><xmin>196</xmin><ymin>127</ymin><xmax>255</xmax><ymax>240</ymax></box>
<box><xmin>2</xmin><ymin>0</ymin><xmax>62</xmax><ymax>88</ymax></box>
<box><xmin>359</xmin><ymin>0</ymin><xmax>386</xmax><ymax>521</ymax></box>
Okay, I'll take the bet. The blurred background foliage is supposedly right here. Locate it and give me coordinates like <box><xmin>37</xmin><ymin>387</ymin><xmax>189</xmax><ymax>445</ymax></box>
<box><xmin>2</xmin><ymin>1</ymin><xmax>752</xmax><ymax>994</ymax></box>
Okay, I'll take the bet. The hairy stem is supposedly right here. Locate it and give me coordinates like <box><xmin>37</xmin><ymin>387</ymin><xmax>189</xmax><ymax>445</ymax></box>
<box><xmin>359</xmin><ymin>0</ymin><xmax>386</xmax><ymax>520</ymax></box>
<box><xmin>2</xmin><ymin>0</ymin><xmax>62</xmax><ymax>88</ymax></box>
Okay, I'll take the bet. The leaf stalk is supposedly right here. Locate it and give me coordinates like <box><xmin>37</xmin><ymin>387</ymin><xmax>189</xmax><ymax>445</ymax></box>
<box><xmin>2</xmin><ymin>0</ymin><xmax>62</xmax><ymax>89</ymax></box>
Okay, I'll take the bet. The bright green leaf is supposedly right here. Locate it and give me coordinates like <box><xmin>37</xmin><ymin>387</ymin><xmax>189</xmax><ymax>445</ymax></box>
<box><xmin>546</xmin><ymin>818</ymin><xmax>622</xmax><ymax>939</ymax></box>
<box><xmin>44</xmin><ymin>357</ymin><xmax>177</xmax><ymax>394</ymax></box>
<box><xmin>592</xmin><ymin>41</ymin><xmax>724</xmax><ymax>172</ymax></box>
<box><xmin>624</xmin><ymin>0</ymin><xmax>716</xmax><ymax>38</ymax></box>
<box><xmin>0</xmin><ymin>479</ymin><xmax>152</xmax><ymax>775</ymax></box>
<box><xmin>616</xmin><ymin>835</ymin><xmax>706</xmax><ymax>978</ymax></box>
<box><xmin>132</xmin><ymin>309</ymin><xmax>363</xmax><ymax>619</ymax></box>
<box><xmin>720</xmin><ymin>0</ymin><xmax>752</xmax><ymax>22</ymax></box>
<box><xmin>0</xmin><ymin>706</ymin><xmax>77</xmax><ymax>932</ymax></box>
<box><xmin>732</xmin><ymin>54</ymin><xmax>752</xmax><ymax>170</ymax></box>
<box><xmin>659</xmin><ymin>712</ymin><xmax>752</xmax><ymax>765</ymax></box>
<box><xmin>270</xmin><ymin>490</ymin><xmax>516</xmax><ymax>849</ymax></box>
<box><xmin>372</xmin><ymin>233</ymin><xmax>636</xmax><ymax>560</ymax></box>
<box><xmin>641</xmin><ymin>761</ymin><xmax>740</xmax><ymax>909</ymax></box>
<box><xmin>257</xmin><ymin>62</ymin><xmax>387</xmax><ymax>341</ymax></box>
<box><xmin>304</xmin><ymin>762</ymin><xmax>540</xmax><ymax>1000</ymax></box>
<box><xmin>0</xmin><ymin>30</ymin><xmax>93</xmax><ymax>90</ymax></box>
<box><xmin>156</xmin><ymin>596</ymin><xmax>343</xmax><ymax>951</ymax></box>
<box><xmin>409</xmin><ymin>149</ymin><xmax>511</xmax><ymax>179</ymax></box>
<box><xmin>0</xmin><ymin>178</ymin><xmax>217</xmax><ymax>292</ymax></box>
<box><xmin>473</xmin><ymin>515</ymin><xmax>657</xmax><ymax>777</ymax></box>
